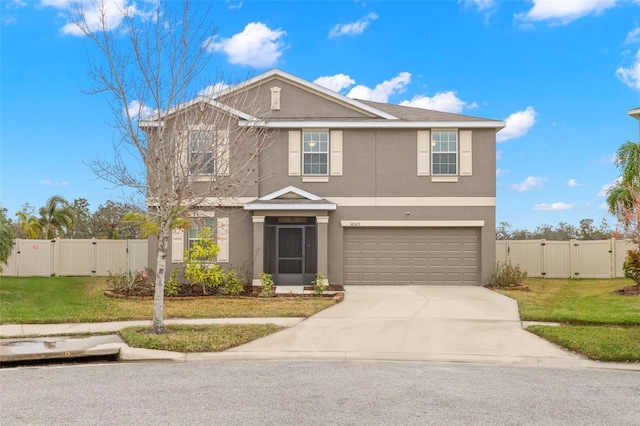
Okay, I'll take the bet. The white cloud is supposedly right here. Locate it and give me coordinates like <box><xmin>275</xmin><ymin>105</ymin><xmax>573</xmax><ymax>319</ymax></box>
<box><xmin>461</xmin><ymin>0</ymin><xmax>495</xmax><ymax>11</ymax></box>
<box><xmin>510</xmin><ymin>176</ymin><xmax>546</xmax><ymax>192</ymax></box>
<box><xmin>598</xmin><ymin>202</ymin><xmax>609</xmax><ymax>210</ymax></box>
<box><xmin>598</xmin><ymin>179</ymin><xmax>620</xmax><ymax>197</ymax></box>
<box><xmin>40</xmin><ymin>179</ymin><xmax>70</xmax><ymax>187</ymax></box>
<box><xmin>496</xmin><ymin>150</ymin><xmax>502</xmax><ymax>160</ymax></box>
<box><xmin>329</xmin><ymin>13</ymin><xmax>378</xmax><ymax>38</ymax></box>
<box><xmin>224</xmin><ymin>0</ymin><xmax>243</xmax><ymax>9</ymax></box>
<box><xmin>313</xmin><ymin>74</ymin><xmax>355</xmax><ymax>93</ymax></box>
<box><xmin>207</xmin><ymin>22</ymin><xmax>286</xmax><ymax>68</ymax></box>
<box><xmin>346</xmin><ymin>72</ymin><xmax>411</xmax><ymax>102</ymax></box>
<box><xmin>601</xmin><ymin>153</ymin><xmax>616</xmax><ymax>163</ymax></box>
<box><xmin>568</xmin><ymin>179</ymin><xmax>579</xmax><ymax>187</ymax></box>
<box><xmin>41</xmin><ymin>0</ymin><xmax>139</xmax><ymax>36</ymax></box>
<box><xmin>625</xmin><ymin>27</ymin><xmax>640</xmax><ymax>44</ymax></box>
<box><xmin>496</xmin><ymin>168</ymin><xmax>509</xmax><ymax>177</ymax></box>
<box><xmin>533</xmin><ymin>202</ymin><xmax>574</xmax><ymax>211</ymax></box>
<box><xmin>400</xmin><ymin>91</ymin><xmax>478</xmax><ymax>114</ymax></box>
<box><xmin>198</xmin><ymin>82</ymin><xmax>231</xmax><ymax>97</ymax></box>
<box><xmin>496</xmin><ymin>106</ymin><xmax>537</xmax><ymax>142</ymax></box>
<box><xmin>126</xmin><ymin>100</ymin><xmax>153</xmax><ymax>119</ymax></box>
<box><xmin>616</xmin><ymin>48</ymin><xmax>640</xmax><ymax>91</ymax></box>
<box><xmin>7</xmin><ymin>0</ymin><xmax>27</xmax><ymax>8</ymax></box>
<box><xmin>515</xmin><ymin>0</ymin><xmax>618</xmax><ymax>25</ymax></box>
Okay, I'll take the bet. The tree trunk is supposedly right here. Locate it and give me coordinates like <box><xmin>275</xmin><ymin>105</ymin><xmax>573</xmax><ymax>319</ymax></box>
<box><xmin>152</xmin><ymin>225</ymin><xmax>169</xmax><ymax>334</ymax></box>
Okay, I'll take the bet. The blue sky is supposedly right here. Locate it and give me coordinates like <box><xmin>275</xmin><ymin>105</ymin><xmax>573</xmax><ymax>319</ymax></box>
<box><xmin>2</xmin><ymin>0</ymin><xmax>640</xmax><ymax>231</ymax></box>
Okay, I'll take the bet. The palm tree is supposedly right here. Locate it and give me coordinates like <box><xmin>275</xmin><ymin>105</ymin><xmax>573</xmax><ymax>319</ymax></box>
<box><xmin>15</xmin><ymin>211</ymin><xmax>42</xmax><ymax>239</ymax></box>
<box><xmin>38</xmin><ymin>195</ymin><xmax>75</xmax><ymax>239</ymax></box>
<box><xmin>607</xmin><ymin>140</ymin><xmax>640</xmax><ymax>217</ymax></box>
<box><xmin>0</xmin><ymin>219</ymin><xmax>14</xmax><ymax>272</ymax></box>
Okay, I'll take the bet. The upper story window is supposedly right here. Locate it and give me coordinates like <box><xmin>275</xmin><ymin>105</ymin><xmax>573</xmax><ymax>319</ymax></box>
<box><xmin>190</xmin><ymin>130</ymin><xmax>216</xmax><ymax>175</ymax></box>
<box><xmin>303</xmin><ymin>130</ymin><xmax>329</xmax><ymax>175</ymax></box>
<box><xmin>432</xmin><ymin>130</ymin><xmax>457</xmax><ymax>175</ymax></box>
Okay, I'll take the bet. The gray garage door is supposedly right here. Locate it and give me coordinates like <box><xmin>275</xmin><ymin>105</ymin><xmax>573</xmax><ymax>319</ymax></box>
<box><xmin>344</xmin><ymin>227</ymin><xmax>479</xmax><ymax>285</ymax></box>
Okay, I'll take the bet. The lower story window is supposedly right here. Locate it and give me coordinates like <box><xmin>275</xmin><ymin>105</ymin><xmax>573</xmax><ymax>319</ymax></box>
<box><xmin>188</xmin><ymin>217</ymin><xmax>214</xmax><ymax>251</ymax></box>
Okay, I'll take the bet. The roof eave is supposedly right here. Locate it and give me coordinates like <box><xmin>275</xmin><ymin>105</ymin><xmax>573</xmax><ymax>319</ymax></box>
<box><xmin>239</xmin><ymin>120</ymin><xmax>506</xmax><ymax>129</ymax></box>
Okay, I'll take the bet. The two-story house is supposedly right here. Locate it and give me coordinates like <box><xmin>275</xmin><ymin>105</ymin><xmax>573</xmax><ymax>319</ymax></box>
<box><xmin>147</xmin><ymin>69</ymin><xmax>505</xmax><ymax>287</ymax></box>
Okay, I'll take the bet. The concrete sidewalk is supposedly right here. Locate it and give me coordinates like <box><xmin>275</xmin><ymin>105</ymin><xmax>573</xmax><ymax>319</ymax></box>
<box><xmin>1</xmin><ymin>286</ymin><xmax>639</xmax><ymax>371</ymax></box>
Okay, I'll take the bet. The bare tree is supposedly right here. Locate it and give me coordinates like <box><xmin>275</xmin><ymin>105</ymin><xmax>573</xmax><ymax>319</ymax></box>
<box><xmin>72</xmin><ymin>1</ymin><xmax>272</xmax><ymax>333</ymax></box>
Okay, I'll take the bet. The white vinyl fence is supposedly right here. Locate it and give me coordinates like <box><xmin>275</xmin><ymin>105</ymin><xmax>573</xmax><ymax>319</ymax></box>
<box><xmin>496</xmin><ymin>239</ymin><xmax>637</xmax><ymax>279</ymax></box>
<box><xmin>1</xmin><ymin>239</ymin><xmax>148</xmax><ymax>277</ymax></box>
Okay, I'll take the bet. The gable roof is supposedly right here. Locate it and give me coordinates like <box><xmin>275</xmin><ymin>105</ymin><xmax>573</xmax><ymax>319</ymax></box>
<box><xmin>213</xmin><ymin>69</ymin><xmax>399</xmax><ymax>120</ymax></box>
<box><xmin>244</xmin><ymin>186</ymin><xmax>337</xmax><ymax>211</ymax></box>
<box><xmin>356</xmin><ymin>100</ymin><xmax>492</xmax><ymax>122</ymax></box>
<box><xmin>138</xmin><ymin>69</ymin><xmax>505</xmax><ymax>130</ymax></box>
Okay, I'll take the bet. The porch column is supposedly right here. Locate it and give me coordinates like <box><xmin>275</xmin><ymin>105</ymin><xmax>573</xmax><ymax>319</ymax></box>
<box><xmin>317</xmin><ymin>216</ymin><xmax>329</xmax><ymax>283</ymax></box>
<box><xmin>252</xmin><ymin>215</ymin><xmax>265</xmax><ymax>286</ymax></box>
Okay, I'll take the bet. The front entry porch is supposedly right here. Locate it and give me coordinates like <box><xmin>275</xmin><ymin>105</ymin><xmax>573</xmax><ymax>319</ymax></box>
<box><xmin>244</xmin><ymin>186</ymin><xmax>336</xmax><ymax>287</ymax></box>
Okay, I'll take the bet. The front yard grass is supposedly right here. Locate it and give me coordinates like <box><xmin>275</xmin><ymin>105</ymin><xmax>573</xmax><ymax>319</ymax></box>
<box><xmin>494</xmin><ymin>278</ymin><xmax>640</xmax><ymax>362</ymax></box>
<box><xmin>0</xmin><ymin>276</ymin><xmax>337</xmax><ymax>324</ymax></box>
<box><xmin>528</xmin><ymin>325</ymin><xmax>640</xmax><ymax>362</ymax></box>
<box><xmin>495</xmin><ymin>278</ymin><xmax>640</xmax><ymax>325</ymax></box>
<box><xmin>119</xmin><ymin>324</ymin><xmax>284</xmax><ymax>352</ymax></box>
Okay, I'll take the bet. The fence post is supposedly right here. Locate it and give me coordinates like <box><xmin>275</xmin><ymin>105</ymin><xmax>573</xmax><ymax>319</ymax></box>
<box><xmin>92</xmin><ymin>238</ymin><xmax>98</xmax><ymax>275</ymax></box>
<box><xmin>52</xmin><ymin>238</ymin><xmax>59</xmax><ymax>276</ymax></box>
<box><xmin>570</xmin><ymin>239</ymin><xmax>578</xmax><ymax>279</ymax></box>
<box><xmin>15</xmin><ymin>239</ymin><xmax>21</xmax><ymax>277</ymax></box>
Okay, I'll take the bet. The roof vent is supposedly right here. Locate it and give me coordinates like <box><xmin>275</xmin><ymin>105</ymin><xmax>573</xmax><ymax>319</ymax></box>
<box><xmin>270</xmin><ymin>87</ymin><xmax>281</xmax><ymax>110</ymax></box>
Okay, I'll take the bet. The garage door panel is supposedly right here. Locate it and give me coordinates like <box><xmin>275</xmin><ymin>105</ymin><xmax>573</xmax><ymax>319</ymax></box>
<box><xmin>344</xmin><ymin>227</ymin><xmax>479</xmax><ymax>285</ymax></box>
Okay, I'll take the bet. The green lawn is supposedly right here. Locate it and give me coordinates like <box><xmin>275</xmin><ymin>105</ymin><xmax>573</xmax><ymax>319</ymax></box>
<box><xmin>495</xmin><ymin>278</ymin><xmax>640</xmax><ymax>325</ymax></box>
<box><xmin>119</xmin><ymin>324</ymin><xmax>284</xmax><ymax>352</ymax></box>
<box><xmin>494</xmin><ymin>278</ymin><xmax>640</xmax><ymax>362</ymax></box>
<box><xmin>528</xmin><ymin>325</ymin><xmax>640</xmax><ymax>362</ymax></box>
<box><xmin>0</xmin><ymin>276</ymin><xmax>337</xmax><ymax>324</ymax></box>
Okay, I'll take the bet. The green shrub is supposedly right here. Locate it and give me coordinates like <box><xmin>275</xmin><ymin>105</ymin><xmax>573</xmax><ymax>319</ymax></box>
<box><xmin>259</xmin><ymin>273</ymin><xmax>275</xmax><ymax>298</ymax></box>
<box><xmin>623</xmin><ymin>248</ymin><xmax>640</xmax><ymax>286</ymax></box>
<box><xmin>312</xmin><ymin>272</ymin><xmax>326</xmax><ymax>296</ymax></box>
<box><xmin>165</xmin><ymin>268</ymin><xmax>181</xmax><ymax>297</ymax></box>
<box><xmin>488</xmin><ymin>261</ymin><xmax>528</xmax><ymax>287</ymax></box>
<box><xmin>106</xmin><ymin>269</ymin><xmax>153</xmax><ymax>294</ymax></box>
<box><xmin>183</xmin><ymin>227</ymin><xmax>224</xmax><ymax>295</ymax></box>
<box><xmin>223</xmin><ymin>269</ymin><xmax>244</xmax><ymax>296</ymax></box>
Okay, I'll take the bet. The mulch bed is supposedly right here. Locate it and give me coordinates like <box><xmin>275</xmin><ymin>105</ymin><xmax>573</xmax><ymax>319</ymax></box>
<box><xmin>485</xmin><ymin>285</ymin><xmax>529</xmax><ymax>291</ymax></box>
<box><xmin>105</xmin><ymin>283</ymin><xmax>345</xmax><ymax>300</ymax></box>
<box><xmin>615</xmin><ymin>285</ymin><xmax>640</xmax><ymax>296</ymax></box>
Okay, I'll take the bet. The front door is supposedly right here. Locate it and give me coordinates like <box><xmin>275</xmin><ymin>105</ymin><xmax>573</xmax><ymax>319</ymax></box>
<box><xmin>264</xmin><ymin>217</ymin><xmax>317</xmax><ymax>286</ymax></box>
<box><xmin>277</xmin><ymin>226</ymin><xmax>305</xmax><ymax>286</ymax></box>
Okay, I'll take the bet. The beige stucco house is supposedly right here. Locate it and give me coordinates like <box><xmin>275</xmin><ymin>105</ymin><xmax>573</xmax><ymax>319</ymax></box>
<box><xmin>147</xmin><ymin>69</ymin><xmax>505</xmax><ymax>286</ymax></box>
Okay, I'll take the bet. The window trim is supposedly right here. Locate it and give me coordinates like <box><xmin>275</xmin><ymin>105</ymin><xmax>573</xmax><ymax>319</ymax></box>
<box><xmin>302</xmin><ymin>129</ymin><xmax>329</xmax><ymax>176</ymax></box>
<box><xmin>431</xmin><ymin>129</ymin><xmax>458</xmax><ymax>176</ymax></box>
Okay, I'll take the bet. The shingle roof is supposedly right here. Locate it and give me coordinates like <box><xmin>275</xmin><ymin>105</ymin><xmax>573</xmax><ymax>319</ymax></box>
<box><xmin>356</xmin><ymin>100</ymin><xmax>494</xmax><ymax>122</ymax></box>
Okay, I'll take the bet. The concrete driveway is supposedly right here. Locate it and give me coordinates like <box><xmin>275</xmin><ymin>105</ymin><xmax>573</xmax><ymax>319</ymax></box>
<box><xmin>222</xmin><ymin>286</ymin><xmax>584</xmax><ymax>366</ymax></box>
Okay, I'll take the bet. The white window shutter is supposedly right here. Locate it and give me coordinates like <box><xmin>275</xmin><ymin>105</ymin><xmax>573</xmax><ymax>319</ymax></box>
<box><xmin>217</xmin><ymin>130</ymin><xmax>230</xmax><ymax>176</ymax></box>
<box><xmin>460</xmin><ymin>130</ymin><xmax>472</xmax><ymax>176</ymax></box>
<box><xmin>417</xmin><ymin>130</ymin><xmax>430</xmax><ymax>176</ymax></box>
<box><xmin>330</xmin><ymin>130</ymin><xmax>343</xmax><ymax>176</ymax></box>
<box><xmin>171</xmin><ymin>229</ymin><xmax>184</xmax><ymax>263</ymax></box>
<box><xmin>288</xmin><ymin>131</ymin><xmax>301</xmax><ymax>176</ymax></box>
<box><xmin>216</xmin><ymin>217</ymin><xmax>229</xmax><ymax>263</ymax></box>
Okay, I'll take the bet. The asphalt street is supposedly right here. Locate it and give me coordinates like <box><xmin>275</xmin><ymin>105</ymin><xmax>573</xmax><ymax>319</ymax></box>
<box><xmin>2</xmin><ymin>361</ymin><xmax>639</xmax><ymax>425</ymax></box>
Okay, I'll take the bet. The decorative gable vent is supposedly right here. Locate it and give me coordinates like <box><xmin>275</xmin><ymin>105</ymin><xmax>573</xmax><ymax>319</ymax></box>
<box><xmin>270</xmin><ymin>87</ymin><xmax>281</xmax><ymax>110</ymax></box>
